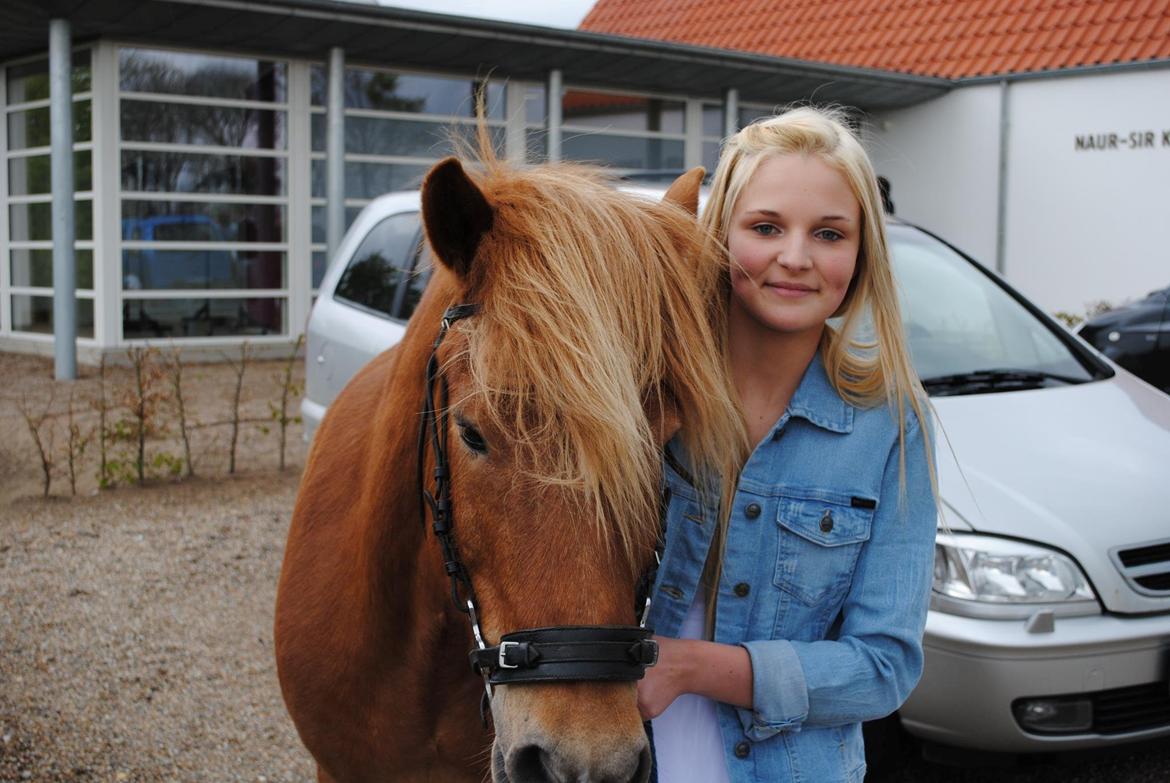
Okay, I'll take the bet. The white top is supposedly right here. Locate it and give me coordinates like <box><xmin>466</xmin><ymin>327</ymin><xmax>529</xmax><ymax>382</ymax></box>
<box><xmin>650</xmin><ymin>588</ymin><xmax>732</xmax><ymax>783</ymax></box>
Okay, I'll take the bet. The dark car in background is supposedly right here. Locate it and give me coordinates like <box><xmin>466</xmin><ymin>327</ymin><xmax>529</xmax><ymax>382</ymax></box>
<box><xmin>1078</xmin><ymin>287</ymin><xmax>1170</xmax><ymax>392</ymax></box>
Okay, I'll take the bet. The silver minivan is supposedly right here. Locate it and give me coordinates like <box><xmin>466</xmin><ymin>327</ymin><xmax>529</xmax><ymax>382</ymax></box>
<box><xmin>303</xmin><ymin>191</ymin><xmax>1170</xmax><ymax>757</ymax></box>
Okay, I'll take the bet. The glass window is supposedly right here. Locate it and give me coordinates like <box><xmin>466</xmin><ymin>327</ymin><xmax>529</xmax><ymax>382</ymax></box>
<box><xmin>526</xmin><ymin>85</ymin><xmax>546</xmax><ymax>125</ymax></box>
<box><xmin>738</xmin><ymin>106</ymin><xmax>775</xmax><ymax>129</ymax></box>
<box><xmin>311</xmin><ymin>160</ymin><xmax>431</xmax><ymax>200</ymax></box>
<box><xmin>311</xmin><ymin>66</ymin><xmax>505</xmax><ymax>118</ymax></box>
<box><xmin>122</xmin><ymin>248</ymin><xmax>284</xmax><ymax>291</ymax></box>
<box><xmin>11</xmin><ymin>295</ymin><xmax>94</xmax><ymax>337</ymax></box>
<box><xmin>312</xmin><ymin>251</ymin><xmax>328</xmax><ymax>289</ymax></box>
<box><xmin>9</xmin><ymin>152</ymin><xmax>92</xmax><ymax>195</ymax></box>
<box><xmin>6</xmin><ymin>54</ymin><xmax>91</xmax><ymax>103</ymax></box>
<box><xmin>562</xmin><ymin>91</ymin><xmax>685</xmax><ymax>134</ymax></box>
<box><xmin>7</xmin><ymin>101</ymin><xmax>92</xmax><ymax>149</ymax></box>
<box><xmin>525</xmin><ymin>129</ymin><xmax>549</xmax><ymax>163</ymax></box>
<box><xmin>121</xmin><ymin>201</ymin><xmax>285</xmax><ymax>244</ymax></box>
<box><xmin>560</xmin><ymin>135</ymin><xmax>685</xmax><ymax>171</ymax></box>
<box><xmin>119</xmin><ymin>48</ymin><xmax>286</xmax><ymax>103</ymax></box>
<box><xmin>702</xmin><ymin>141</ymin><xmax>721</xmax><ymax>173</ymax></box>
<box><xmin>122</xmin><ymin>297</ymin><xmax>285</xmax><ymax>338</ymax></box>
<box><xmin>702</xmin><ymin>104</ymin><xmax>724</xmax><ymax>136</ymax></box>
<box><xmin>11</xmin><ymin>248</ymin><xmax>94</xmax><ymax>289</ymax></box>
<box><xmin>9</xmin><ymin>200</ymin><xmax>93</xmax><ymax>241</ymax></box>
<box><xmin>311</xmin><ymin>206</ymin><xmax>363</xmax><ymax>245</ymax></box>
<box><xmin>311</xmin><ymin>113</ymin><xmax>505</xmax><ymax>158</ymax></box>
<box><xmin>334</xmin><ymin>211</ymin><xmax>424</xmax><ymax>320</ymax></box>
<box><xmin>889</xmin><ymin>226</ymin><xmax>1094</xmax><ymax>382</ymax></box>
<box><xmin>121</xmin><ymin>151</ymin><xmax>286</xmax><ymax>195</ymax></box>
<box><xmin>120</xmin><ymin>99</ymin><xmax>287</xmax><ymax>149</ymax></box>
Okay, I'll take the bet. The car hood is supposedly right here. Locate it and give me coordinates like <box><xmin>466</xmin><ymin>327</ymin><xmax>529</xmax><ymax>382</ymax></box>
<box><xmin>932</xmin><ymin>371</ymin><xmax>1170</xmax><ymax>614</ymax></box>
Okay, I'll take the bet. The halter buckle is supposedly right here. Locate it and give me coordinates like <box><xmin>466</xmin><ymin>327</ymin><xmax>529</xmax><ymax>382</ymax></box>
<box><xmin>498</xmin><ymin>641</ymin><xmax>520</xmax><ymax>669</ymax></box>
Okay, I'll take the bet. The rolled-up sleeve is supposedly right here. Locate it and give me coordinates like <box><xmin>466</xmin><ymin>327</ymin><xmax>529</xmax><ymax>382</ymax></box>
<box><xmin>736</xmin><ymin>410</ymin><xmax>937</xmax><ymax>738</ymax></box>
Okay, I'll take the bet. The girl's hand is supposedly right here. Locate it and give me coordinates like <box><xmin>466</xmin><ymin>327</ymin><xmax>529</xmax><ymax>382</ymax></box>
<box><xmin>637</xmin><ymin>635</ymin><xmax>754</xmax><ymax>720</ymax></box>
<box><xmin>637</xmin><ymin>635</ymin><xmax>690</xmax><ymax>720</ymax></box>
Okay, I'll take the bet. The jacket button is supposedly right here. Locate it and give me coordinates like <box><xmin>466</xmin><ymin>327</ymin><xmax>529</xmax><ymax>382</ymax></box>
<box><xmin>734</xmin><ymin>741</ymin><xmax>751</xmax><ymax>758</ymax></box>
<box><xmin>745</xmin><ymin>503</ymin><xmax>761</xmax><ymax>519</ymax></box>
<box><xmin>820</xmin><ymin>509</ymin><xmax>834</xmax><ymax>533</ymax></box>
<box><xmin>734</xmin><ymin>582</ymin><xmax>750</xmax><ymax>597</ymax></box>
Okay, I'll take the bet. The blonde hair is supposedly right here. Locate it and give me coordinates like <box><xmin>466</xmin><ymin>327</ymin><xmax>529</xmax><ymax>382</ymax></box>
<box><xmin>449</xmin><ymin>157</ymin><xmax>747</xmax><ymax>569</ymax></box>
<box><xmin>700</xmin><ymin>106</ymin><xmax>937</xmax><ymax>605</ymax></box>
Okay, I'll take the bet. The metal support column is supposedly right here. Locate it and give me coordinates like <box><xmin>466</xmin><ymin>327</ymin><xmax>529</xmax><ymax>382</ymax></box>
<box><xmin>546</xmin><ymin>69</ymin><xmax>563</xmax><ymax>162</ymax></box>
<box><xmin>325</xmin><ymin>46</ymin><xmax>346</xmax><ymax>264</ymax></box>
<box><xmin>684</xmin><ymin>99</ymin><xmax>703</xmax><ymax>169</ymax></box>
<box><xmin>723</xmin><ymin>87</ymin><xmax>739</xmax><ymax>137</ymax></box>
<box><xmin>995</xmin><ymin>79</ymin><xmax>1011</xmax><ymax>276</ymax></box>
<box><xmin>504</xmin><ymin>83</ymin><xmax>527</xmax><ymax>164</ymax></box>
<box><xmin>50</xmin><ymin>18</ymin><xmax>76</xmax><ymax>379</ymax></box>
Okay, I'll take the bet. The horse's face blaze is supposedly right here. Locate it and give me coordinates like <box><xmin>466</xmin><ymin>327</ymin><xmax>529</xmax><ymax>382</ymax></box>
<box><xmin>437</xmin><ymin>343</ymin><xmax>656</xmax><ymax>783</ymax></box>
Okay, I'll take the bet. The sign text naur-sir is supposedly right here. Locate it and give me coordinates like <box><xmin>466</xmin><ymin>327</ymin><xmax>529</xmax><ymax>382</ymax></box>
<box><xmin>1074</xmin><ymin>130</ymin><xmax>1170</xmax><ymax>151</ymax></box>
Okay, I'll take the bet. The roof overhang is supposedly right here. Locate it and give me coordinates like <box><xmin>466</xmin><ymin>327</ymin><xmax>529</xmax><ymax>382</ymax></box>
<box><xmin>2</xmin><ymin>0</ymin><xmax>952</xmax><ymax>110</ymax></box>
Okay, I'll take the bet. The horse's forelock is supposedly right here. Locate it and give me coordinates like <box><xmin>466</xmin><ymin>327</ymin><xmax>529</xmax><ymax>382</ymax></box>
<box><xmin>453</xmin><ymin>163</ymin><xmax>745</xmax><ymax>564</ymax></box>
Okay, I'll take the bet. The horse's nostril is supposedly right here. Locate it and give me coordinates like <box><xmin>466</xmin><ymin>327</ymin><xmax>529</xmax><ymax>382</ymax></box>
<box><xmin>507</xmin><ymin>739</ymin><xmax>651</xmax><ymax>783</ymax></box>
<box><xmin>630</xmin><ymin>741</ymin><xmax>652</xmax><ymax>783</ymax></box>
<box><xmin>510</xmin><ymin>743</ymin><xmax>556</xmax><ymax>783</ymax></box>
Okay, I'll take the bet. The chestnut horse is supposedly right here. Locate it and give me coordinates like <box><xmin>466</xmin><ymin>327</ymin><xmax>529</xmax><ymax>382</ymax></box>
<box><xmin>275</xmin><ymin>156</ymin><xmax>744</xmax><ymax>783</ymax></box>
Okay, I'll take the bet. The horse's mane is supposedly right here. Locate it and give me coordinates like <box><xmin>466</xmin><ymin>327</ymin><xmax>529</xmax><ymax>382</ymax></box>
<box><xmin>447</xmin><ymin>156</ymin><xmax>747</xmax><ymax>565</ymax></box>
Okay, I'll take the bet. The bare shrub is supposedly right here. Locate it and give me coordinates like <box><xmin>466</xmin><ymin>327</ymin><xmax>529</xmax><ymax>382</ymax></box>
<box><xmin>64</xmin><ymin>386</ymin><xmax>92</xmax><ymax>496</ymax></box>
<box><xmin>17</xmin><ymin>389</ymin><xmax>56</xmax><ymax>498</ymax></box>
<box><xmin>224</xmin><ymin>342</ymin><xmax>251</xmax><ymax>475</ymax></box>
<box><xmin>95</xmin><ymin>355</ymin><xmax>111</xmax><ymax>488</ymax></box>
<box><xmin>269</xmin><ymin>335</ymin><xmax>304</xmax><ymax>472</ymax></box>
<box><xmin>166</xmin><ymin>348</ymin><xmax>196</xmax><ymax>478</ymax></box>
<box><xmin>103</xmin><ymin>347</ymin><xmax>180</xmax><ymax>487</ymax></box>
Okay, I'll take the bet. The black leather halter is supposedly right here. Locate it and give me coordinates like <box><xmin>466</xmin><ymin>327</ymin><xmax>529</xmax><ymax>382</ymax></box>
<box><xmin>418</xmin><ymin>305</ymin><xmax>663</xmax><ymax>704</ymax></box>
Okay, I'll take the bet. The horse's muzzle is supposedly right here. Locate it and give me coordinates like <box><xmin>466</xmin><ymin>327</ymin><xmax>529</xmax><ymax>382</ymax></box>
<box><xmin>494</xmin><ymin>733</ymin><xmax>652</xmax><ymax>783</ymax></box>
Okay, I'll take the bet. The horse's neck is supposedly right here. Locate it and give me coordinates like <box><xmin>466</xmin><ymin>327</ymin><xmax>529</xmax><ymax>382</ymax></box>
<box><xmin>357</xmin><ymin>273</ymin><xmax>469</xmax><ymax>647</ymax></box>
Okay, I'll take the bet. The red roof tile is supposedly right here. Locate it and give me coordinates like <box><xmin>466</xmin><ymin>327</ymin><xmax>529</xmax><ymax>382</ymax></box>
<box><xmin>579</xmin><ymin>0</ymin><xmax>1170</xmax><ymax>78</ymax></box>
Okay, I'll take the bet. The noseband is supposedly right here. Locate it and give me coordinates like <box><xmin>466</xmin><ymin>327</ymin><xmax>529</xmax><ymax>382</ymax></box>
<box><xmin>418</xmin><ymin>305</ymin><xmax>663</xmax><ymax>706</ymax></box>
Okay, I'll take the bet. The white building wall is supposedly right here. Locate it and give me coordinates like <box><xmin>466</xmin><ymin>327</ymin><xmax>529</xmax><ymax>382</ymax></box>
<box><xmin>1004</xmin><ymin>67</ymin><xmax>1170</xmax><ymax>313</ymax></box>
<box><xmin>867</xmin><ymin>85</ymin><xmax>1002</xmax><ymax>267</ymax></box>
<box><xmin>868</xmin><ymin>66</ymin><xmax>1170</xmax><ymax>315</ymax></box>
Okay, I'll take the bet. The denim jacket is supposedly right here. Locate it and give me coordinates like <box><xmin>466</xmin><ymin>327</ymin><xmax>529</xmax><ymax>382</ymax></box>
<box><xmin>649</xmin><ymin>351</ymin><xmax>937</xmax><ymax>783</ymax></box>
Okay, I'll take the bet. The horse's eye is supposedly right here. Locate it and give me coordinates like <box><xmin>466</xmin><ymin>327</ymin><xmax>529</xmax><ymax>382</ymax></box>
<box><xmin>457</xmin><ymin>422</ymin><xmax>488</xmax><ymax>454</ymax></box>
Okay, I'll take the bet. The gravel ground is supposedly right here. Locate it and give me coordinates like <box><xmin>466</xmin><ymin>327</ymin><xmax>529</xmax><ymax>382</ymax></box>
<box><xmin>1</xmin><ymin>473</ymin><xmax>314</xmax><ymax>782</ymax></box>
<box><xmin>2</xmin><ymin>351</ymin><xmax>1168</xmax><ymax>782</ymax></box>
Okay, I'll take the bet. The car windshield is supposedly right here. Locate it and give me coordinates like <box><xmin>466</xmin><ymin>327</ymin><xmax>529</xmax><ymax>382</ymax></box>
<box><xmin>888</xmin><ymin>225</ymin><xmax>1096</xmax><ymax>388</ymax></box>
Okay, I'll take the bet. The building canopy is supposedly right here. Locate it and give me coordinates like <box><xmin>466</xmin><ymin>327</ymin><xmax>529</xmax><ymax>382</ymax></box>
<box><xmin>2</xmin><ymin>0</ymin><xmax>949</xmax><ymax>110</ymax></box>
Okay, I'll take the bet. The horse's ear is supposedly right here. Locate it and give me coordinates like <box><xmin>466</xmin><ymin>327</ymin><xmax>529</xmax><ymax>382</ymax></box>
<box><xmin>421</xmin><ymin>157</ymin><xmax>494</xmax><ymax>279</ymax></box>
<box><xmin>663</xmin><ymin>167</ymin><xmax>705</xmax><ymax>216</ymax></box>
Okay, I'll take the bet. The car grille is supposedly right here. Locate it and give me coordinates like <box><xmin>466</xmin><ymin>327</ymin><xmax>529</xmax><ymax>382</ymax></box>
<box><xmin>1093</xmin><ymin>683</ymin><xmax>1170</xmax><ymax>735</ymax></box>
<box><xmin>1113</xmin><ymin>538</ymin><xmax>1170</xmax><ymax>596</ymax></box>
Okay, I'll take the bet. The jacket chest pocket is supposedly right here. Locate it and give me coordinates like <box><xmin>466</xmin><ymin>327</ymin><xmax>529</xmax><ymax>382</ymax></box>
<box><xmin>772</xmin><ymin>494</ymin><xmax>874</xmax><ymax>607</ymax></box>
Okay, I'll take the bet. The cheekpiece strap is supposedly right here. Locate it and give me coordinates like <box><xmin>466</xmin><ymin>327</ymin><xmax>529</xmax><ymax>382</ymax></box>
<box><xmin>442</xmin><ymin>303</ymin><xmax>480</xmax><ymax>328</ymax></box>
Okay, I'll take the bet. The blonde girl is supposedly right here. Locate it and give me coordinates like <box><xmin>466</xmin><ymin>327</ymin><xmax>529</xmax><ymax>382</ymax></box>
<box><xmin>638</xmin><ymin>107</ymin><xmax>937</xmax><ymax>783</ymax></box>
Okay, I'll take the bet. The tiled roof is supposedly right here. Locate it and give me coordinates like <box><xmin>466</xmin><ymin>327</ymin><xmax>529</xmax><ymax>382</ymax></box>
<box><xmin>579</xmin><ymin>0</ymin><xmax>1170</xmax><ymax>79</ymax></box>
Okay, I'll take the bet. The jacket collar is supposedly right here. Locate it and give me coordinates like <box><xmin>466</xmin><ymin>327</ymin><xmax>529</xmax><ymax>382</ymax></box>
<box><xmin>783</xmin><ymin>350</ymin><xmax>854</xmax><ymax>434</ymax></box>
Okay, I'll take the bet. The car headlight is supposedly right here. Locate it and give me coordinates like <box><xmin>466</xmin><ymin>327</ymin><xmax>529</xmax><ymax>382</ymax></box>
<box><xmin>932</xmin><ymin>532</ymin><xmax>1100</xmax><ymax>619</ymax></box>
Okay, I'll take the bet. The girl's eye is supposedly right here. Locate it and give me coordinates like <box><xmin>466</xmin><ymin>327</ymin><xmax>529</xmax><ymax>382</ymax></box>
<box><xmin>816</xmin><ymin>229</ymin><xmax>844</xmax><ymax>241</ymax></box>
<box><xmin>752</xmin><ymin>224</ymin><xmax>779</xmax><ymax>236</ymax></box>
<box><xmin>458</xmin><ymin>422</ymin><xmax>488</xmax><ymax>454</ymax></box>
